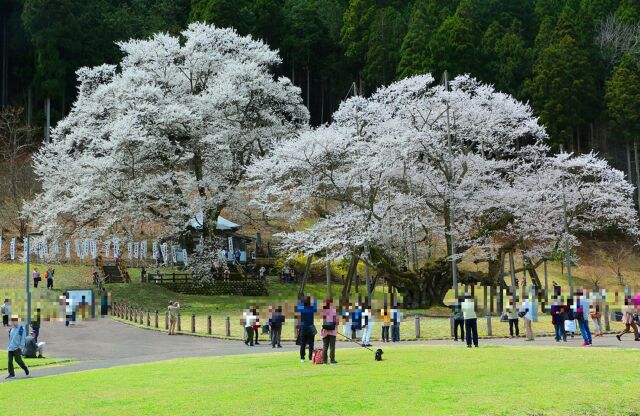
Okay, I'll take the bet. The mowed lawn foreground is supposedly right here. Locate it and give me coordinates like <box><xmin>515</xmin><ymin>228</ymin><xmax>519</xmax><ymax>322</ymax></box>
<box><xmin>0</xmin><ymin>345</ymin><xmax>638</xmax><ymax>416</ymax></box>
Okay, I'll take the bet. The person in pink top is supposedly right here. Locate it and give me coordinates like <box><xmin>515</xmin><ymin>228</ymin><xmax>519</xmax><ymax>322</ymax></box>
<box><xmin>321</xmin><ymin>297</ymin><xmax>339</xmax><ymax>365</ymax></box>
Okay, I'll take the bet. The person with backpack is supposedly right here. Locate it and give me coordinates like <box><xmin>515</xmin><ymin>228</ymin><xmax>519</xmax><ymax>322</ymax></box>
<box><xmin>564</xmin><ymin>299</ymin><xmax>576</xmax><ymax>339</ymax></box>
<box><xmin>320</xmin><ymin>297</ymin><xmax>338</xmax><ymax>365</ymax></box>
<box><xmin>451</xmin><ymin>297</ymin><xmax>465</xmax><ymax>341</ymax></box>
<box><xmin>1</xmin><ymin>299</ymin><xmax>10</xmax><ymax>327</ymax></box>
<box><xmin>269</xmin><ymin>306</ymin><xmax>284</xmax><ymax>348</ymax></box>
<box><xmin>6</xmin><ymin>318</ymin><xmax>29</xmax><ymax>379</ymax></box>
<box><xmin>575</xmin><ymin>290</ymin><xmax>592</xmax><ymax>347</ymax></box>
<box><xmin>296</xmin><ymin>295</ymin><xmax>317</xmax><ymax>363</ymax></box>
<box><xmin>462</xmin><ymin>294</ymin><xmax>478</xmax><ymax>348</ymax></box>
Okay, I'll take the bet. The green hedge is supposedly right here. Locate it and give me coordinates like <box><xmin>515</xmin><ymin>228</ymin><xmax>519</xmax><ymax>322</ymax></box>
<box><xmin>160</xmin><ymin>280</ymin><xmax>269</xmax><ymax>296</ymax></box>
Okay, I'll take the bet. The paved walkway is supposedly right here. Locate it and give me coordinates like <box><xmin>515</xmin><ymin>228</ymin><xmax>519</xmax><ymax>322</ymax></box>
<box><xmin>0</xmin><ymin>318</ymin><xmax>638</xmax><ymax>382</ymax></box>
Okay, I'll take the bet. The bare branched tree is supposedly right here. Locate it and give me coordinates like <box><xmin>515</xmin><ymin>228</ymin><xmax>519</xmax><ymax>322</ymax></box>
<box><xmin>597</xmin><ymin>15</ymin><xmax>640</xmax><ymax>66</ymax></box>
<box><xmin>0</xmin><ymin>106</ymin><xmax>39</xmax><ymax>238</ymax></box>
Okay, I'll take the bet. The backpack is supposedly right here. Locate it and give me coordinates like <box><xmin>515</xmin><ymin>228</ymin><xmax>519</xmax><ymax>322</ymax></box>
<box><xmin>312</xmin><ymin>348</ymin><xmax>324</xmax><ymax>365</ymax></box>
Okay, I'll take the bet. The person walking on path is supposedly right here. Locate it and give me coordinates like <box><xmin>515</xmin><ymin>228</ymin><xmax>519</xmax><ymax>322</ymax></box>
<box><xmin>551</xmin><ymin>297</ymin><xmax>567</xmax><ymax>342</ymax></box>
<box><xmin>590</xmin><ymin>291</ymin><xmax>604</xmax><ymax>337</ymax></box>
<box><xmin>6</xmin><ymin>318</ymin><xmax>29</xmax><ymax>379</ymax></box>
<box><xmin>321</xmin><ymin>297</ymin><xmax>338</xmax><ymax>365</ymax></box>
<box><xmin>243</xmin><ymin>308</ymin><xmax>257</xmax><ymax>346</ymax></box>
<box><xmin>507</xmin><ymin>300</ymin><xmax>519</xmax><ymax>338</ymax></box>
<box><xmin>168</xmin><ymin>301</ymin><xmax>180</xmax><ymax>335</ymax></box>
<box><xmin>452</xmin><ymin>298</ymin><xmax>465</xmax><ymax>341</ymax></box>
<box><xmin>462</xmin><ymin>294</ymin><xmax>478</xmax><ymax>348</ymax></box>
<box><xmin>575</xmin><ymin>291</ymin><xmax>592</xmax><ymax>346</ymax></box>
<box><xmin>380</xmin><ymin>304</ymin><xmax>391</xmax><ymax>342</ymax></box>
<box><xmin>1</xmin><ymin>299</ymin><xmax>10</xmax><ymax>327</ymax></box>
<box><xmin>296</xmin><ymin>295</ymin><xmax>317</xmax><ymax>363</ymax></box>
<box><xmin>616</xmin><ymin>297</ymin><xmax>639</xmax><ymax>342</ymax></box>
<box><xmin>520</xmin><ymin>296</ymin><xmax>534</xmax><ymax>341</ymax></box>
<box><xmin>269</xmin><ymin>306</ymin><xmax>284</xmax><ymax>348</ymax></box>
<box><xmin>252</xmin><ymin>308</ymin><xmax>261</xmax><ymax>345</ymax></box>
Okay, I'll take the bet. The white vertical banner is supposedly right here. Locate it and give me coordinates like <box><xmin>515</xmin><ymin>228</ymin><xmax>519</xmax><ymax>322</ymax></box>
<box><xmin>10</xmin><ymin>238</ymin><xmax>15</xmax><ymax>260</ymax></box>
<box><xmin>152</xmin><ymin>241</ymin><xmax>159</xmax><ymax>260</ymax></box>
<box><xmin>42</xmin><ymin>240</ymin><xmax>49</xmax><ymax>259</ymax></box>
<box><xmin>90</xmin><ymin>240</ymin><xmax>97</xmax><ymax>259</ymax></box>
<box><xmin>182</xmin><ymin>249</ymin><xmax>188</xmax><ymax>266</ymax></box>
<box><xmin>127</xmin><ymin>242</ymin><xmax>133</xmax><ymax>259</ymax></box>
<box><xmin>81</xmin><ymin>240</ymin><xmax>88</xmax><ymax>259</ymax></box>
<box><xmin>160</xmin><ymin>243</ymin><xmax>168</xmax><ymax>265</ymax></box>
<box><xmin>104</xmin><ymin>240</ymin><xmax>111</xmax><ymax>257</ymax></box>
<box><xmin>74</xmin><ymin>240</ymin><xmax>81</xmax><ymax>258</ymax></box>
<box><xmin>52</xmin><ymin>239</ymin><xmax>59</xmax><ymax>258</ymax></box>
<box><xmin>140</xmin><ymin>240</ymin><xmax>147</xmax><ymax>259</ymax></box>
<box><xmin>133</xmin><ymin>242</ymin><xmax>139</xmax><ymax>259</ymax></box>
<box><xmin>171</xmin><ymin>245</ymin><xmax>177</xmax><ymax>264</ymax></box>
<box><xmin>65</xmin><ymin>240</ymin><xmax>71</xmax><ymax>259</ymax></box>
<box><xmin>113</xmin><ymin>238</ymin><xmax>120</xmax><ymax>258</ymax></box>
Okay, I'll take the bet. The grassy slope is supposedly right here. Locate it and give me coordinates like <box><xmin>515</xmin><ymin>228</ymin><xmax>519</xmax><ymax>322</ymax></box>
<box><xmin>0</xmin><ymin>345</ymin><xmax>638</xmax><ymax>415</ymax></box>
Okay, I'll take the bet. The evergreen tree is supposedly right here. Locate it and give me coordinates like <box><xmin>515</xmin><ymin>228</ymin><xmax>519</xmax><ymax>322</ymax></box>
<box><xmin>189</xmin><ymin>0</ymin><xmax>255</xmax><ymax>35</ymax></box>
<box><xmin>616</xmin><ymin>0</ymin><xmax>640</xmax><ymax>23</ymax></box>
<box><xmin>606</xmin><ymin>54</ymin><xmax>640</xmax><ymax>140</ymax></box>
<box><xmin>363</xmin><ymin>6</ymin><xmax>406</xmax><ymax>86</ymax></box>
<box><xmin>340</xmin><ymin>0</ymin><xmax>377</xmax><ymax>70</ymax></box>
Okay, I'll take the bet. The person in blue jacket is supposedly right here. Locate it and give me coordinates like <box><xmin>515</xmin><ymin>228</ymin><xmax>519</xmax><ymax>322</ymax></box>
<box><xmin>296</xmin><ymin>295</ymin><xmax>317</xmax><ymax>363</ymax></box>
<box><xmin>6</xmin><ymin>318</ymin><xmax>29</xmax><ymax>379</ymax></box>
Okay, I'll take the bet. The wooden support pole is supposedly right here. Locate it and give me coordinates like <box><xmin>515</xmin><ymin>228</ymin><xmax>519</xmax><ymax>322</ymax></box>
<box><xmin>414</xmin><ymin>316</ymin><xmax>420</xmax><ymax>339</ymax></box>
<box><xmin>155</xmin><ymin>310</ymin><xmax>159</xmax><ymax>328</ymax></box>
<box><xmin>605</xmin><ymin>304</ymin><xmax>610</xmax><ymax>331</ymax></box>
<box><xmin>207</xmin><ymin>315</ymin><xmax>212</xmax><ymax>335</ymax></box>
<box><xmin>177</xmin><ymin>313</ymin><xmax>181</xmax><ymax>332</ymax></box>
<box><xmin>147</xmin><ymin>310</ymin><xmax>150</xmax><ymax>326</ymax></box>
<box><xmin>486</xmin><ymin>314</ymin><xmax>493</xmax><ymax>336</ymax></box>
<box><xmin>165</xmin><ymin>311</ymin><xmax>169</xmax><ymax>330</ymax></box>
<box><xmin>225</xmin><ymin>316</ymin><xmax>230</xmax><ymax>337</ymax></box>
<box><xmin>191</xmin><ymin>314</ymin><xmax>196</xmax><ymax>333</ymax></box>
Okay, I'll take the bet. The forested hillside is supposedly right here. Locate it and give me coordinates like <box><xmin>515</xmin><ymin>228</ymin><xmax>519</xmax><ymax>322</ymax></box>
<box><xmin>2</xmin><ymin>0</ymin><xmax>640</xmax><ymax>179</ymax></box>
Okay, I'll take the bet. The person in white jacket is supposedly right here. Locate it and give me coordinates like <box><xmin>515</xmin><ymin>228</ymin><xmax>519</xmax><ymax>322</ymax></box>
<box><xmin>361</xmin><ymin>306</ymin><xmax>374</xmax><ymax>347</ymax></box>
<box><xmin>243</xmin><ymin>308</ymin><xmax>258</xmax><ymax>346</ymax></box>
<box><xmin>461</xmin><ymin>295</ymin><xmax>478</xmax><ymax>348</ymax></box>
<box><xmin>520</xmin><ymin>296</ymin><xmax>534</xmax><ymax>341</ymax></box>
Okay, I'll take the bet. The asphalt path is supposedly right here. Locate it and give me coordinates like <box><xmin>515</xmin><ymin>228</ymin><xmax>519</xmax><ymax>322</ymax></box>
<box><xmin>0</xmin><ymin>318</ymin><xmax>638</xmax><ymax>382</ymax></box>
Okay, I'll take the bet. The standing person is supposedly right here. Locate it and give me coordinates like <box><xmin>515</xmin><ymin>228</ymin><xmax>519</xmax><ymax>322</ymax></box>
<box><xmin>259</xmin><ymin>266</ymin><xmax>266</xmax><ymax>281</ymax></box>
<box><xmin>252</xmin><ymin>308</ymin><xmax>260</xmax><ymax>345</ymax></box>
<box><xmin>462</xmin><ymin>294</ymin><xmax>478</xmax><ymax>348</ymax></box>
<box><xmin>390</xmin><ymin>303</ymin><xmax>402</xmax><ymax>342</ymax></box>
<box><xmin>590</xmin><ymin>291</ymin><xmax>604</xmax><ymax>337</ymax></box>
<box><xmin>361</xmin><ymin>305</ymin><xmax>373</xmax><ymax>347</ymax></box>
<box><xmin>507</xmin><ymin>300</ymin><xmax>519</xmax><ymax>338</ymax></box>
<box><xmin>616</xmin><ymin>297</ymin><xmax>639</xmax><ymax>341</ymax></box>
<box><xmin>321</xmin><ymin>297</ymin><xmax>338</xmax><ymax>365</ymax></box>
<box><xmin>575</xmin><ymin>290</ymin><xmax>592</xmax><ymax>346</ymax></box>
<box><xmin>32</xmin><ymin>268</ymin><xmax>40</xmax><ymax>288</ymax></box>
<box><xmin>282</xmin><ymin>265</ymin><xmax>291</xmax><ymax>283</ymax></box>
<box><xmin>380</xmin><ymin>304</ymin><xmax>391</xmax><ymax>342</ymax></box>
<box><xmin>269</xmin><ymin>306</ymin><xmax>284</xmax><ymax>348</ymax></box>
<box><xmin>31</xmin><ymin>308</ymin><xmax>41</xmax><ymax>343</ymax></box>
<box><xmin>342</xmin><ymin>305</ymin><xmax>351</xmax><ymax>339</ymax></box>
<box><xmin>520</xmin><ymin>295</ymin><xmax>534</xmax><ymax>341</ymax></box>
<box><xmin>243</xmin><ymin>308</ymin><xmax>257</xmax><ymax>346</ymax></box>
<box><xmin>551</xmin><ymin>297</ymin><xmax>567</xmax><ymax>342</ymax></box>
<box><xmin>234</xmin><ymin>248</ymin><xmax>241</xmax><ymax>264</ymax></box>
<box><xmin>295</xmin><ymin>295</ymin><xmax>317</xmax><ymax>363</ymax></box>
<box><xmin>6</xmin><ymin>318</ymin><xmax>29</xmax><ymax>379</ymax></box>
<box><xmin>1</xmin><ymin>299</ymin><xmax>10</xmax><ymax>327</ymax></box>
<box><xmin>350</xmin><ymin>303</ymin><xmax>363</xmax><ymax>340</ymax></box>
<box><xmin>47</xmin><ymin>268</ymin><xmax>54</xmax><ymax>289</ymax></box>
<box><xmin>452</xmin><ymin>297</ymin><xmax>465</xmax><ymax>341</ymax></box>
<box><xmin>168</xmin><ymin>301</ymin><xmax>180</xmax><ymax>335</ymax></box>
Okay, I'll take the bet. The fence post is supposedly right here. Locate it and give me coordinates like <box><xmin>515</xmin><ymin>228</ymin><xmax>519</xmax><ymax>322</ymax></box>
<box><xmin>131</xmin><ymin>307</ymin><xmax>135</xmax><ymax>322</ymax></box>
<box><xmin>225</xmin><ymin>316</ymin><xmax>230</xmax><ymax>337</ymax></box>
<box><xmin>135</xmin><ymin>308</ymin><xmax>139</xmax><ymax>324</ymax></box>
<box><xmin>147</xmin><ymin>310</ymin><xmax>151</xmax><ymax>326</ymax></box>
<box><xmin>165</xmin><ymin>311</ymin><xmax>169</xmax><ymax>330</ymax></box>
<box><xmin>207</xmin><ymin>315</ymin><xmax>212</xmax><ymax>335</ymax></box>
<box><xmin>155</xmin><ymin>310</ymin><xmax>159</xmax><ymax>328</ymax></box>
<box><xmin>140</xmin><ymin>309</ymin><xmax>144</xmax><ymax>324</ymax></box>
<box><xmin>605</xmin><ymin>304</ymin><xmax>610</xmax><ymax>331</ymax></box>
<box><xmin>486</xmin><ymin>314</ymin><xmax>493</xmax><ymax>336</ymax></box>
<box><xmin>177</xmin><ymin>313</ymin><xmax>181</xmax><ymax>332</ymax></box>
<box><xmin>414</xmin><ymin>316</ymin><xmax>420</xmax><ymax>339</ymax></box>
<box><xmin>191</xmin><ymin>314</ymin><xmax>196</xmax><ymax>333</ymax></box>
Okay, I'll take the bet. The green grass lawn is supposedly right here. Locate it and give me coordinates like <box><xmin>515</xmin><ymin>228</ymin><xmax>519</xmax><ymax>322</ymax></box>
<box><xmin>0</xmin><ymin>357</ymin><xmax>71</xmax><ymax>371</ymax></box>
<box><xmin>0</xmin><ymin>345</ymin><xmax>638</xmax><ymax>415</ymax></box>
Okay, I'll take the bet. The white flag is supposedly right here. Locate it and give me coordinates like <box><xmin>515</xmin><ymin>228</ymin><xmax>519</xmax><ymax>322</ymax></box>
<box><xmin>161</xmin><ymin>243</ymin><xmax>168</xmax><ymax>265</ymax></box>
<box><xmin>81</xmin><ymin>240</ymin><xmax>88</xmax><ymax>259</ymax></box>
<box><xmin>140</xmin><ymin>240</ymin><xmax>147</xmax><ymax>259</ymax></box>
<box><xmin>127</xmin><ymin>242</ymin><xmax>133</xmax><ymax>259</ymax></box>
<box><xmin>171</xmin><ymin>245</ymin><xmax>177</xmax><ymax>264</ymax></box>
<box><xmin>10</xmin><ymin>238</ymin><xmax>15</xmax><ymax>260</ymax></box>
<box><xmin>74</xmin><ymin>240</ymin><xmax>81</xmax><ymax>258</ymax></box>
<box><xmin>65</xmin><ymin>240</ymin><xmax>71</xmax><ymax>258</ymax></box>
<box><xmin>133</xmin><ymin>242</ymin><xmax>139</xmax><ymax>259</ymax></box>
<box><xmin>52</xmin><ymin>239</ymin><xmax>59</xmax><ymax>257</ymax></box>
<box><xmin>183</xmin><ymin>249</ymin><xmax>188</xmax><ymax>266</ymax></box>
<box><xmin>90</xmin><ymin>240</ymin><xmax>97</xmax><ymax>259</ymax></box>
<box><xmin>152</xmin><ymin>241</ymin><xmax>159</xmax><ymax>260</ymax></box>
<box><xmin>104</xmin><ymin>241</ymin><xmax>110</xmax><ymax>257</ymax></box>
<box><xmin>114</xmin><ymin>238</ymin><xmax>120</xmax><ymax>258</ymax></box>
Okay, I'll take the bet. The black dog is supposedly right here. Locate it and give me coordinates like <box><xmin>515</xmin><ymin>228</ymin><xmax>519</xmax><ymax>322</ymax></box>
<box><xmin>375</xmin><ymin>348</ymin><xmax>383</xmax><ymax>361</ymax></box>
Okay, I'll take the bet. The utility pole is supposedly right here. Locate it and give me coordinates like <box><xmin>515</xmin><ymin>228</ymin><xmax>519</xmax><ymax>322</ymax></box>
<box><xmin>444</xmin><ymin>71</ymin><xmax>458</xmax><ymax>298</ymax></box>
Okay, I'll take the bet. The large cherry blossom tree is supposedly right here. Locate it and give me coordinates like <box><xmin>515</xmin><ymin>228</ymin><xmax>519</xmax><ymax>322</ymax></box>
<box><xmin>27</xmin><ymin>23</ymin><xmax>309</xmax><ymax>240</ymax></box>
